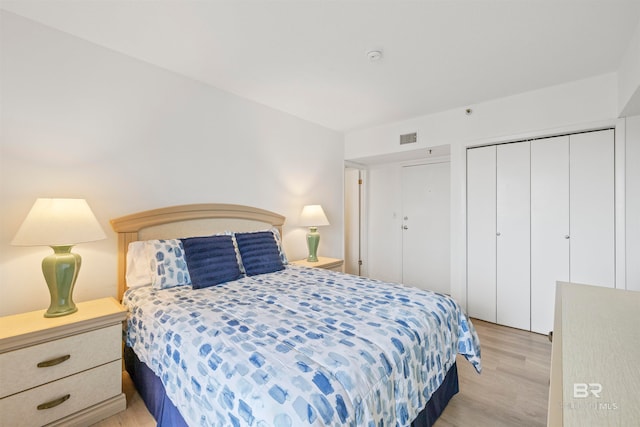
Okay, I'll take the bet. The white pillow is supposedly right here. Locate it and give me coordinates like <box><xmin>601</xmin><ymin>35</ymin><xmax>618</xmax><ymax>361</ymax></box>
<box><xmin>125</xmin><ymin>241</ymin><xmax>152</xmax><ymax>288</ymax></box>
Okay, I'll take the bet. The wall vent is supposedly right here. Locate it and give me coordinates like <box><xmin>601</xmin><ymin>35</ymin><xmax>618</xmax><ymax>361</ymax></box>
<box><xmin>400</xmin><ymin>132</ymin><xmax>417</xmax><ymax>145</ymax></box>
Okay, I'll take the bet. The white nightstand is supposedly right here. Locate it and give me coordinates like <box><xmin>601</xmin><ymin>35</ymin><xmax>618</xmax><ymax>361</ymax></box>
<box><xmin>290</xmin><ymin>256</ymin><xmax>344</xmax><ymax>272</ymax></box>
<box><xmin>0</xmin><ymin>297</ymin><xmax>127</xmax><ymax>427</ymax></box>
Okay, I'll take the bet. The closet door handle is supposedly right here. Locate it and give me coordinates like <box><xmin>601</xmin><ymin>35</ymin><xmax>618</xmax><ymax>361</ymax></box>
<box><xmin>564</xmin><ymin>235</ymin><xmax>570</xmax><ymax>239</ymax></box>
<box><xmin>402</xmin><ymin>225</ymin><xmax>408</xmax><ymax>230</ymax></box>
<box><xmin>496</xmin><ymin>232</ymin><xmax>501</xmax><ymax>236</ymax></box>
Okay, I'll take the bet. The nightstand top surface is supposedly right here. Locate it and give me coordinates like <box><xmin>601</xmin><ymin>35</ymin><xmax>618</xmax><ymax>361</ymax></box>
<box><xmin>290</xmin><ymin>256</ymin><xmax>344</xmax><ymax>269</ymax></box>
<box><xmin>0</xmin><ymin>297</ymin><xmax>126</xmax><ymax>352</ymax></box>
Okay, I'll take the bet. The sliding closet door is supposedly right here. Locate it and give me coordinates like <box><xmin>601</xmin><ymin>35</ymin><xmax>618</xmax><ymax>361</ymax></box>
<box><xmin>570</xmin><ymin>130</ymin><xmax>615</xmax><ymax>288</ymax></box>
<box><xmin>467</xmin><ymin>146</ymin><xmax>496</xmax><ymax>323</ymax></box>
<box><xmin>531</xmin><ymin>136</ymin><xmax>570</xmax><ymax>334</ymax></box>
<box><xmin>496</xmin><ymin>142</ymin><xmax>530</xmax><ymax>330</ymax></box>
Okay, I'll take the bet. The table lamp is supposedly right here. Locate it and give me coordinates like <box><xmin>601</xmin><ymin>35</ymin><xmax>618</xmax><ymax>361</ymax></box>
<box><xmin>12</xmin><ymin>198</ymin><xmax>106</xmax><ymax>317</ymax></box>
<box><xmin>299</xmin><ymin>204</ymin><xmax>329</xmax><ymax>262</ymax></box>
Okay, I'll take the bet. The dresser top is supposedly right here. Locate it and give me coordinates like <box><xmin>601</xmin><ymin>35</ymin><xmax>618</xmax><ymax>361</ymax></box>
<box><xmin>0</xmin><ymin>298</ymin><xmax>127</xmax><ymax>353</ymax></box>
<box><xmin>556</xmin><ymin>282</ymin><xmax>640</xmax><ymax>426</ymax></box>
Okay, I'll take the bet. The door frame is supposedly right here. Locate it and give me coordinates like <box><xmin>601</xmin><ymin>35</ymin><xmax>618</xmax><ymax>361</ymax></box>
<box><xmin>344</xmin><ymin>162</ymin><xmax>368</xmax><ymax>276</ymax></box>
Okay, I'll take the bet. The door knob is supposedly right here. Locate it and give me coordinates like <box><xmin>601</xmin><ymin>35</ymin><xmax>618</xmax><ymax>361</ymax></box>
<box><xmin>564</xmin><ymin>235</ymin><xmax>570</xmax><ymax>239</ymax></box>
<box><xmin>403</xmin><ymin>225</ymin><xmax>408</xmax><ymax>230</ymax></box>
<box><xmin>496</xmin><ymin>232</ymin><xmax>501</xmax><ymax>236</ymax></box>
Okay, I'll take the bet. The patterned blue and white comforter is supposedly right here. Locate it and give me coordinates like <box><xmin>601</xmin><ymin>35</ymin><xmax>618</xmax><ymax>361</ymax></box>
<box><xmin>123</xmin><ymin>266</ymin><xmax>481</xmax><ymax>427</ymax></box>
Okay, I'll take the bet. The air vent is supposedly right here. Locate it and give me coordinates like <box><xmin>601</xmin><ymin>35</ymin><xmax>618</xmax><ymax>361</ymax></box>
<box><xmin>400</xmin><ymin>132</ymin><xmax>417</xmax><ymax>145</ymax></box>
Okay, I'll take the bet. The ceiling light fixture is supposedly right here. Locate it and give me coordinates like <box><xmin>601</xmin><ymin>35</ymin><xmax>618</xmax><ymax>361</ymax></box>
<box><xmin>366</xmin><ymin>50</ymin><xmax>383</xmax><ymax>61</ymax></box>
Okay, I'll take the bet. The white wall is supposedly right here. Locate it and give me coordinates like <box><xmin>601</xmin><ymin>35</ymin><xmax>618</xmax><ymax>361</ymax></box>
<box><xmin>346</xmin><ymin>74</ymin><xmax>620</xmax><ymax>307</ymax></box>
<box><xmin>626</xmin><ymin>115</ymin><xmax>640</xmax><ymax>291</ymax></box>
<box><xmin>619</xmin><ymin>19</ymin><xmax>640</xmax><ymax>116</ymax></box>
<box><xmin>346</xmin><ymin>74</ymin><xmax>618</xmax><ymax>159</ymax></box>
<box><xmin>0</xmin><ymin>12</ymin><xmax>344</xmax><ymax>316</ymax></box>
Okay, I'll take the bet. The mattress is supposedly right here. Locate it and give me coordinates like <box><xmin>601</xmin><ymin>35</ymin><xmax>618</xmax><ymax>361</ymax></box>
<box><xmin>123</xmin><ymin>266</ymin><xmax>481</xmax><ymax>426</ymax></box>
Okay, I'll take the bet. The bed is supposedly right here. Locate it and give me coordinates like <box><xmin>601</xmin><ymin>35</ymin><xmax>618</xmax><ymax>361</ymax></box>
<box><xmin>111</xmin><ymin>203</ymin><xmax>481</xmax><ymax>427</ymax></box>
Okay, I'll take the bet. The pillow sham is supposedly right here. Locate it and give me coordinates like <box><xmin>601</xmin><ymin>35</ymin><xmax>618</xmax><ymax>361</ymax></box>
<box><xmin>270</xmin><ymin>227</ymin><xmax>288</xmax><ymax>265</ymax></box>
<box><xmin>181</xmin><ymin>234</ymin><xmax>242</xmax><ymax>289</ymax></box>
<box><xmin>147</xmin><ymin>239</ymin><xmax>191</xmax><ymax>289</ymax></box>
<box><xmin>234</xmin><ymin>230</ymin><xmax>285</xmax><ymax>276</ymax></box>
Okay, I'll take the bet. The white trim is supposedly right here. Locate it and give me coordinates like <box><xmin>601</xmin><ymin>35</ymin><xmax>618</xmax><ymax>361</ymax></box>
<box><xmin>463</xmin><ymin>119</ymin><xmax>617</xmax><ymax>149</ymax></box>
<box><xmin>359</xmin><ymin>168</ymin><xmax>369</xmax><ymax>277</ymax></box>
<box><xmin>399</xmin><ymin>156</ymin><xmax>451</xmax><ymax>168</ymax></box>
<box><xmin>344</xmin><ymin>160</ymin><xmax>368</xmax><ymax>169</ymax></box>
<box><xmin>615</xmin><ymin>118</ymin><xmax>626</xmax><ymax>289</ymax></box>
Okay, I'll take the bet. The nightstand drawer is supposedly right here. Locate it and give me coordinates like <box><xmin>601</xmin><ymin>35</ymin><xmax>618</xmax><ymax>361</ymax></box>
<box><xmin>0</xmin><ymin>324</ymin><xmax>121</xmax><ymax>398</ymax></box>
<box><xmin>0</xmin><ymin>359</ymin><xmax>122</xmax><ymax>427</ymax></box>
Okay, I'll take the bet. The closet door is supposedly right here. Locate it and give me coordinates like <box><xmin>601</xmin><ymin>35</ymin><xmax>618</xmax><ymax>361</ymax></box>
<box><xmin>496</xmin><ymin>142</ymin><xmax>530</xmax><ymax>330</ymax></box>
<box><xmin>570</xmin><ymin>130</ymin><xmax>615</xmax><ymax>288</ymax></box>
<box><xmin>467</xmin><ymin>146</ymin><xmax>496</xmax><ymax>323</ymax></box>
<box><xmin>531</xmin><ymin>136</ymin><xmax>570</xmax><ymax>334</ymax></box>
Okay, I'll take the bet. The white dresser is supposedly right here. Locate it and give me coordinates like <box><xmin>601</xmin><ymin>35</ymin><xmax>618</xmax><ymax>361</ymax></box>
<box><xmin>548</xmin><ymin>282</ymin><xmax>640</xmax><ymax>426</ymax></box>
<box><xmin>0</xmin><ymin>298</ymin><xmax>127</xmax><ymax>427</ymax></box>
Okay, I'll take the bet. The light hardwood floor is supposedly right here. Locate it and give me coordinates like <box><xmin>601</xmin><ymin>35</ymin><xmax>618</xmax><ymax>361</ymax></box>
<box><xmin>93</xmin><ymin>319</ymin><xmax>551</xmax><ymax>427</ymax></box>
<box><xmin>435</xmin><ymin>320</ymin><xmax>552</xmax><ymax>426</ymax></box>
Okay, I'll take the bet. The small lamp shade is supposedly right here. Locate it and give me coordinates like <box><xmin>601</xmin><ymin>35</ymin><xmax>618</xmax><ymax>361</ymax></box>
<box><xmin>12</xmin><ymin>199</ymin><xmax>106</xmax><ymax>317</ymax></box>
<box><xmin>12</xmin><ymin>198</ymin><xmax>106</xmax><ymax>246</ymax></box>
<box><xmin>299</xmin><ymin>205</ymin><xmax>330</xmax><ymax>227</ymax></box>
<box><xmin>299</xmin><ymin>205</ymin><xmax>329</xmax><ymax>262</ymax></box>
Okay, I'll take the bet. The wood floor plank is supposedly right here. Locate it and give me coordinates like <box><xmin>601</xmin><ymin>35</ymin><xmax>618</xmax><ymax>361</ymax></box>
<box><xmin>93</xmin><ymin>319</ymin><xmax>551</xmax><ymax>426</ymax></box>
<box><xmin>435</xmin><ymin>319</ymin><xmax>552</xmax><ymax>427</ymax></box>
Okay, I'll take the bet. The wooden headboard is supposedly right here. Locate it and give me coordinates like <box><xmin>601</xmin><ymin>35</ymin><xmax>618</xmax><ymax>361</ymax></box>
<box><xmin>110</xmin><ymin>203</ymin><xmax>285</xmax><ymax>301</ymax></box>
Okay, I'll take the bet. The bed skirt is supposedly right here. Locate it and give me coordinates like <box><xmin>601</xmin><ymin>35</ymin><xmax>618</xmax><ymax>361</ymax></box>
<box><xmin>124</xmin><ymin>346</ymin><xmax>459</xmax><ymax>427</ymax></box>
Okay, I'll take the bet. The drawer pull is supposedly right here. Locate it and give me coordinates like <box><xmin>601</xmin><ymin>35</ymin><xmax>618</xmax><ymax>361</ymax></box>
<box><xmin>37</xmin><ymin>394</ymin><xmax>70</xmax><ymax>410</ymax></box>
<box><xmin>37</xmin><ymin>354</ymin><xmax>71</xmax><ymax>368</ymax></box>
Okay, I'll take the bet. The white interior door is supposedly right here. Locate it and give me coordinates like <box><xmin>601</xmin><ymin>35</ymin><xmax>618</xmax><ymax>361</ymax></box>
<box><xmin>496</xmin><ymin>142</ymin><xmax>531</xmax><ymax>330</ymax></box>
<box><xmin>570</xmin><ymin>129</ymin><xmax>615</xmax><ymax>288</ymax></box>
<box><xmin>531</xmin><ymin>136</ymin><xmax>570</xmax><ymax>334</ymax></box>
<box><xmin>467</xmin><ymin>146</ymin><xmax>497</xmax><ymax>322</ymax></box>
<box><xmin>344</xmin><ymin>167</ymin><xmax>363</xmax><ymax>275</ymax></box>
<box><xmin>401</xmin><ymin>162</ymin><xmax>450</xmax><ymax>294</ymax></box>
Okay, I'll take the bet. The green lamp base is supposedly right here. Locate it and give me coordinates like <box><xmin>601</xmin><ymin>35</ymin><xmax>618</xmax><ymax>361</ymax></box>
<box><xmin>42</xmin><ymin>245</ymin><xmax>80</xmax><ymax>318</ymax></box>
<box><xmin>306</xmin><ymin>227</ymin><xmax>320</xmax><ymax>262</ymax></box>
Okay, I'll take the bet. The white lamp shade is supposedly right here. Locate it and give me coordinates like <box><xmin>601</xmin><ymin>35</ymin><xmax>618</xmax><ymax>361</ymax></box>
<box><xmin>299</xmin><ymin>204</ymin><xmax>330</xmax><ymax>227</ymax></box>
<box><xmin>12</xmin><ymin>198</ymin><xmax>106</xmax><ymax>246</ymax></box>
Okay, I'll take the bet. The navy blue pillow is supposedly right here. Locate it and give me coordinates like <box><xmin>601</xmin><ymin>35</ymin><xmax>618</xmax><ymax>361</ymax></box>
<box><xmin>234</xmin><ymin>231</ymin><xmax>284</xmax><ymax>276</ymax></box>
<box><xmin>180</xmin><ymin>235</ymin><xmax>242</xmax><ymax>289</ymax></box>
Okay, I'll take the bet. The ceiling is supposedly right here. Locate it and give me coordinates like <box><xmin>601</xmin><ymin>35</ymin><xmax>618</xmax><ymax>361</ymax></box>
<box><xmin>2</xmin><ymin>1</ymin><xmax>640</xmax><ymax>132</ymax></box>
